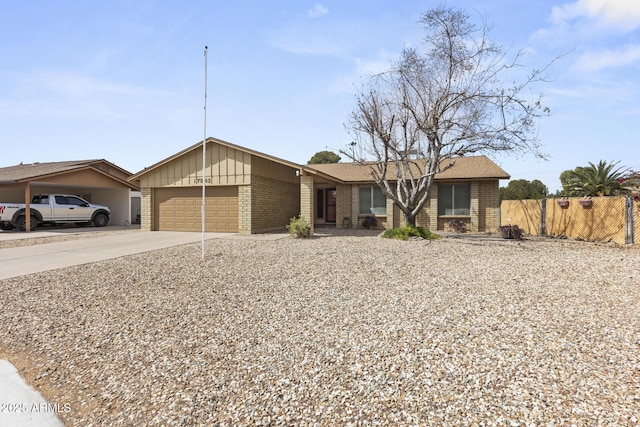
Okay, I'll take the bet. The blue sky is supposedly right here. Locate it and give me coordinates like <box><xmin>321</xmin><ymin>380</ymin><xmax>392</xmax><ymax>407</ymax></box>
<box><xmin>1</xmin><ymin>0</ymin><xmax>638</xmax><ymax>192</ymax></box>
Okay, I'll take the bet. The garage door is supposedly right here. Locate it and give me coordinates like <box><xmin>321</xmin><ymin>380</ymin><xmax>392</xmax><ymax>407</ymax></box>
<box><xmin>154</xmin><ymin>187</ymin><xmax>238</xmax><ymax>232</ymax></box>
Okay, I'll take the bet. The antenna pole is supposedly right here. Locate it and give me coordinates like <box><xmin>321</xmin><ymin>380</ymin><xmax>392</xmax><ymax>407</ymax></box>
<box><xmin>202</xmin><ymin>45</ymin><xmax>208</xmax><ymax>261</ymax></box>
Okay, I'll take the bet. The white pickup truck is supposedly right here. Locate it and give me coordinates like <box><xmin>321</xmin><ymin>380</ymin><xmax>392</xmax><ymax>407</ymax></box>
<box><xmin>0</xmin><ymin>194</ymin><xmax>111</xmax><ymax>231</ymax></box>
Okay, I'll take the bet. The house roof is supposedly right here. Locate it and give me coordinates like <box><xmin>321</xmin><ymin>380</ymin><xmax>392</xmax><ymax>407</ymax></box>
<box><xmin>129</xmin><ymin>137</ymin><xmax>509</xmax><ymax>185</ymax></box>
<box><xmin>0</xmin><ymin>159</ymin><xmax>138</xmax><ymax>189</ymax></box>
<box><xmin>129</xmin><ymin>137</ymin><xmax>343</xmax><ymax>183</ymax></box>
<box><xmin>306</xmin><ymin>155</ymin><xmax>510</xmax><ymax>182</ymax></box>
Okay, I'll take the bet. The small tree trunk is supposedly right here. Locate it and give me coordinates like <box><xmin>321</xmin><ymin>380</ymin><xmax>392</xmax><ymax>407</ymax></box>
<box><xmin>404</xmin><ymin>211</ymin><xmax>416</xmax><ymax>227</ymax></box>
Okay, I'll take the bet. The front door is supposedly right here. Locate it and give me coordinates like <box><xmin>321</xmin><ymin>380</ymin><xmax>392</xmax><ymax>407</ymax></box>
<box><xmin>326</xmin><ymin>188</ymin><xmax>337</xmax><ymax>222</ymax></box>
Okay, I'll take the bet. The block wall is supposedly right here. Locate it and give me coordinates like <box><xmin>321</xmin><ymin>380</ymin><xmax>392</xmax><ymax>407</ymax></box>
<box><xmin>300</xmin><ymin>176</ymin><xmax>314</xmax><ymax>235</ymax></box>
<box><xmin>478</xmin><ymin>180</ymin><xmax>501</xmax><ymax>232</ymax></box>
<box><xmin>140</xmin><ymin>187</ymin><xmax>153</xmax><ymax>231</ymax></box>
<box><xmin>238</xmin><ymin>185</ymin><xmax>251</xmax><ymax>235</ymax></box>
<box><xmin>251</xmin><ymin>175</ymin><xmax>300</xmax><ymax>233</ymax></box>
<box><xmin>335</xmin><ymin>184</ymin><xmax>351</xmax><ymax>228</ymax></box>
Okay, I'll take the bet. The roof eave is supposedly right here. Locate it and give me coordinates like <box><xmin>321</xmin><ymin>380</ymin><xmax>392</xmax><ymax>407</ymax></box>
<box><xmin>299</xmin><ymin>166</ymin><xmax>345</xmax><ymax>184</ymax></box>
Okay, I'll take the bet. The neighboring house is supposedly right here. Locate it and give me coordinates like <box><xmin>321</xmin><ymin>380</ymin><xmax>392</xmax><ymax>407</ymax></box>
<box><xmin>0</xmin><ymin>160</ymin><xmax>139</xmax><ymax>226</ymax></box>
<box><xmin>129</xmin><ymin>137</ymin><xmax>510</xmax><ymax>235</ymax></box>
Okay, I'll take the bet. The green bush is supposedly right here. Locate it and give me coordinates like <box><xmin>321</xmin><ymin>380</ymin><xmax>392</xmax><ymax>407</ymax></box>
<box><xmin>382</xmin><ymin>224</ymin><xmax>440</xmax><ymax>240</ymax></box>
<box><xmin>286</xmin><ymin>215</ymin><xmax>311</xmax><ymax>238</ymax></box>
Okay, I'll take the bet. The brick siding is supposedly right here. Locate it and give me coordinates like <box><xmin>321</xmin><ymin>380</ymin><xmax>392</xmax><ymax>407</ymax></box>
<box><xmin>140</xmin><ymin>187</ymin><xmax>153</xmax><ymax>231</ymax></box>
<box><xmin>478</xmin><ymin>180</ymin><xmax>501</xmax><ymax>231</ymax></box>
<box><xmin>238</xmin><ymin>184</ymin><xmax>251</xmax><ymax>234</ymax></box>
<box><xmin>251</xmin><ymin>175</ymin><xmax>300</xmax><ymax>233</ymax></box>
<box><xmin>300</xmin><ymin>176</ymin><xmax>314</xmax><ymax>235</ymax></box>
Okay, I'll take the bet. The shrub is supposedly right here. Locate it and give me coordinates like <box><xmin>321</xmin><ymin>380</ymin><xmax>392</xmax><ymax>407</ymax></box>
<box><xmin>448</xmin><ymin>219</ymin><xmax>466</xmax><ymax>233</ymax></box>
<box><xmin>361</xmin><ymin>216</ymin><xmax>378</xmax><ymax>230</ymax></box>
<box><xmin>286</xmin><ymin>215</ymin><xmax>311</xmax><ymax>238</ymax></box>
<box><xmin>497</xmin><ymin>225</ymin><xmax>523</xmax><ymax>240</ymax></box>
<box><xmin>382</xmin><ymin>224</ymin><xmax>440</xmax><ymax>240</ymax></box>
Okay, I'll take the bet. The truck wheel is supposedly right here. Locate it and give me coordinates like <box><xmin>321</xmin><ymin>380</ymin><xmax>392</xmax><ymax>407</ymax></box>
<box><xmin>16</xmin><ymin>216</ymin><xmax>38</xmax><ymax>232</ymax></box>
<box><xmin>0</xmin><ymin>222</ymin><xmax>15</xmax><ymax>231</ymax></box>
<box><xmin>93</xmin><ymin>213</ymin><xmax>109</xmax><ymax>227</ymax></box>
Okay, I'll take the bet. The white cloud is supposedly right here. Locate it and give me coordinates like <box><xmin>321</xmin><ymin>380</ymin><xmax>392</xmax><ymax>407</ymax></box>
<box><xmin>308</xmin><ymin>4</ymin><xmax>328</xmax><ymax>19</ymax></box>
<box><xmin>551</xmin><ymin>0</ymin><xmax>640</xmax><ymax>32</ymax></box>
<box><xmin>573</xmin><ymin>44</ymin><xmax>640</xmax><ymax>72</ymax></box>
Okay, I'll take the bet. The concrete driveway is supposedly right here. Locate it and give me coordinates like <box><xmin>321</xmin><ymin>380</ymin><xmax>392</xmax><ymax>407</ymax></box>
<box><xmin>0</xmin><ymin>225</ymin><xmax>139</xmax><ymax>241</ymax></box>
<box><xmin>0</xmin><ymin>231</ymin><xmax>234</xmax><ymax>280</ymax></box>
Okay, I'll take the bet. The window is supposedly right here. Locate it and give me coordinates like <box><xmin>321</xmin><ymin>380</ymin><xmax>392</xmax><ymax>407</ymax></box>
<box><xmin>67</xmin><ymin>196</ymin><xmax>88</xmax><ymax>207</ymax></box>
<box><xmin>32</xmin><ymin>195</ymin><xmax>49</xmax><ymax>204</ymax></box>
<box><xmin>54</xmin><ymin>196</ymin><xmax>88</xmax><ymax>207</ymax></box>
<box><xmin>55</xmin><ymin>196</ymin><xmax>69</xmax><ymax>205</ymax></box>
<box><xmin>359</xmin><ymin>187</ymin><xmax>386</xmax><ymax>215</ymax></box>
<box><xmin>438</xmin><ymin>184</ymin><xmax>470</xmax><ymax>216</ymax></box>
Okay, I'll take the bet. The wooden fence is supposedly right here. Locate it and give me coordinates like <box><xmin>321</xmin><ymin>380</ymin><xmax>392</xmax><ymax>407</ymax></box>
<box><xmin>501</xmin><ymin>196</ymin><xmax>638</xmax><ymax>245</ymax></box>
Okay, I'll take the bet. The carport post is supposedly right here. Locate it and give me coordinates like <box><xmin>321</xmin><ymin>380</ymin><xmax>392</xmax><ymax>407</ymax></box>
<box><xmin>24</xmin><ymin>182</ymin><xmax>31</xmax><ymax>232</ymax></box>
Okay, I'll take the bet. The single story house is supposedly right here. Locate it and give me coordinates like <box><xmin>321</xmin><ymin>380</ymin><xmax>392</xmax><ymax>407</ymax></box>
<box><xmin>0</xmin><ymin>160</ymin><xmax>139</xmax><ymax>226</ymax></box>
<box><xmin>129</xmin><ymin>137</ymin><xmax>510</xmax><ymax>235</ymax></box>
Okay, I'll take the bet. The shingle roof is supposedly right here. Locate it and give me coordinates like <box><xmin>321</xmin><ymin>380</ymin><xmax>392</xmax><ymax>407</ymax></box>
<box><xmin>0</xmin><ymin>160</ymin><xmax>99</xmax><ymax>182</ymax></box>
<box><xmin>306</xmin><ymin>155</ymin><xmax>510</xmax><ymax>182</ymax></box>
<box><xmin>0</xmin><ymin>159</ymin><xmax>137</xmax><ymax>189</ymax></box>
<box><xmin>128</xmin><ymin>137</ymin><xmax>509</xmax><ymax>185</ymax></box>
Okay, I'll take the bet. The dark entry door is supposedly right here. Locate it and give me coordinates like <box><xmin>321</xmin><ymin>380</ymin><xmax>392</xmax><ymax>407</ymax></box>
<box><xmin>326</xmin><ymin>189</ymin><xmax>337</xmax><ymax>222</ymax></box>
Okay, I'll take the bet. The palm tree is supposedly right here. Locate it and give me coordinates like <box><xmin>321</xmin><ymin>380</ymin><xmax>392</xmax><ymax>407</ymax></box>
<box><xmin>563</xmin><ymin>160</ymin><xmax>625</xmax><ymax>196</ymax></box>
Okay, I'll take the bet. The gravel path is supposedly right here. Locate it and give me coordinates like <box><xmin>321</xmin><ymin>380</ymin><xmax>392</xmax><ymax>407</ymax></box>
<box><xmin>1</xmin><ymin>232</ymin><xmax>639</xmax><ymax>426</ymax></box>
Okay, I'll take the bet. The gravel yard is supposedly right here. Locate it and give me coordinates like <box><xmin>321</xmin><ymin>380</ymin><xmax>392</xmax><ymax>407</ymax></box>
<box><xmin>1</xmin><ymin>231</ymin><xmax>639</xmax><ymax>426</ymax></box>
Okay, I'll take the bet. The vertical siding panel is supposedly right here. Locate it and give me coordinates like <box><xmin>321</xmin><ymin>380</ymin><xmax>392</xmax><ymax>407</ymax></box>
<box><xmin>212</xmin><ymin>144</ymin><xmax>220</xmax><ymax>179</ymax></box>
<box><xmin>192</xmin><ymin>148</ymin><xmax>199</xmax><ymax>185</ymax></box>
<box><xmin>161</xmin><ymin>163</ymin><xmax>167</xmax><ymax>186</ymax></box>
<box><xmin>220</xmin><ymin>147</ymin><xmax>228</xmax><ymax>184</ymax></box>
<box><xmin>182</xmin><ymin>156</ymin><xmax>189</xmax><ymax>185</ymax></box>
<box><xmin>206</xmin><ymin>140</ymin><xmax>212</xmax><ymax>181</ymax></box>
<box><xmin>228</xmin><ymin>149</ymin><xmax>236</xmax><ymax>184</ymax></box>
<box><xmin>169</xmin><ymin>162</ymin><xmax>176</xmax><ymax>186</ymax></box>
<box><xmin>237</xmin><ymin>152</ymin><xmax>245</xmax><ymax>184</ymax></box>
<box><xmin>244</xmin><ymin>153</ymin><xmax>251</xmax><ymax>185</ymax></box>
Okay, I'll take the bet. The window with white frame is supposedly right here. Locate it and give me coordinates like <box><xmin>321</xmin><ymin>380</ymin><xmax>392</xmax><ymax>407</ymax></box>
<box><xmin>438</xmin><ymin>184</ymin><xmax>470</xmax><ymax>216</ymax></box>
<box><xmin>359</xmin><ymin>186</ymin><xmax>386</xmax><ymax>215</ymax></box>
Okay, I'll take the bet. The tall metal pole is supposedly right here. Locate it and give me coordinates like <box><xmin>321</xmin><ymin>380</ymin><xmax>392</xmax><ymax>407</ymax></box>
<box><xmin>202</xmin><ymin>46</ymin><xmax>208</xmax><ymax>260</ymax></box>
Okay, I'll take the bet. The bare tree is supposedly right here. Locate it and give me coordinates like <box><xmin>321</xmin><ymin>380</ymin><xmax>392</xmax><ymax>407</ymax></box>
<box><xmin>343</xmin><ymin>7</ymin><xmax>555</xmax><ymax>226</ymax></box>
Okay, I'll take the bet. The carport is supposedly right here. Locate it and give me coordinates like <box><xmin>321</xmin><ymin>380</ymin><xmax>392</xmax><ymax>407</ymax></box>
<box><xmin>0</xmin><ymin>160</ymin><xmax>139</xmax><ymax>231</ymax></box>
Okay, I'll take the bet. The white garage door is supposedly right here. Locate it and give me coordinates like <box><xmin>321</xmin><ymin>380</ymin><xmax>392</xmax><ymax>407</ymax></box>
<box><xmin>154</xmin><ymin>187</ymin><xmax>238</xmax><ymax>232</ymax></box>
